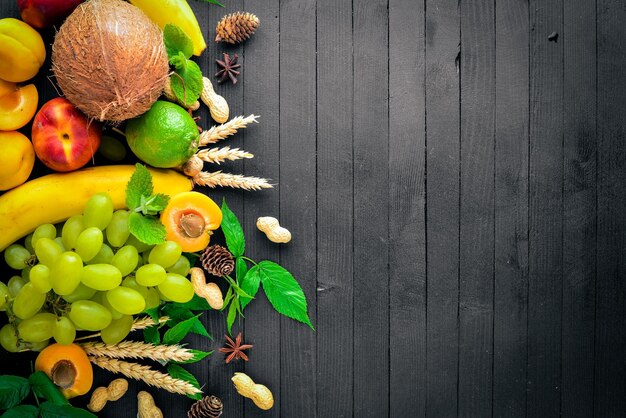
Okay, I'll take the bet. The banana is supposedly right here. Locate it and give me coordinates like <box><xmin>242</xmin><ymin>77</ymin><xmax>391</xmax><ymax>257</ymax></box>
<box><xmin>0</xmin><ymin>165</ymin><xmax>193</xmax><ymax>251</ymax></box>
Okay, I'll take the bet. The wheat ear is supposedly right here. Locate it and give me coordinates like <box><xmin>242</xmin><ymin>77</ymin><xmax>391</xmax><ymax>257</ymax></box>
<box><xmin>89</xmin><ymin>357</ymin><xmax>201</xmax><ymax>396</ymax></box>
<box><xmin>199</xmin><ymin>115</ymin><xmax>259</xmax><ymax>145</ymax></box>
<box><xmin>196</xmin><ymin>147</ymin><xmax>253</xmax><ymax>164</ymax></box>
<box><xmin>81</xmin><ymin>341</ymin><xmax>194</xmax><ymax>363</ymax></box>
<box><xmin>74</xmin><ymin>316</ymin><xmax>169</xmax><ymax>342</ymax></box>
<box><xmin>193</xmin><ymin>171</ymin><xmax>273</xmax><ymax>191</ymax></box>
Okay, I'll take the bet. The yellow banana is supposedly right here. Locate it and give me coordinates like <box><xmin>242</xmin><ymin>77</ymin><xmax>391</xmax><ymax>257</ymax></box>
<box><xmin>0</xmin><ymin>165</ymin><xmax>193</xmax><ymax>251</ymax></box>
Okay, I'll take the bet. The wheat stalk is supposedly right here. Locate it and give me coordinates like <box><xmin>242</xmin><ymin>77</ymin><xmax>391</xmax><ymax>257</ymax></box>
<box><xmin>199</xmin><ymin>114</ymin><xmax>259</xmax><ymax>145</ymax></box>
<box><xmin>193</xmin><ymin>171</ymin><xmax>273</xmax><ymax>191</ymax></box>
<box><xmin>74</xmin><ymin>316</ymin><xmax>169</xmax><ymax>342</ymax></box>
<box><xmin>89</xmin><ymin>356</ymin><xmax>201</xmax><ymax>396</ymax></box>
<box><xmin>196</xmin><ymin>147</ymin><xmax>253</xmax><ymax>164</ymax></box>
<box><xmin>81</xmin><ymin>341</ymin><xmax>194</xmax><ymax>363</ymax></box>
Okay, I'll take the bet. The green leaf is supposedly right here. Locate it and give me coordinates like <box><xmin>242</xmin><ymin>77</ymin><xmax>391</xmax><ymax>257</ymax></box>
<box><xmin>39</xmin><ymin>402</ymin><xmax>96</xmax><ymax>418</ymax></box>
<box><xmin>166</xmin><ymin>365</ymin><xmax>202</xmax><ymax>400</ymax></box>
<box><xmin>129</xmin><ymin>213</ymin><xmax>167</xmax><ymax>245</ymax></box>
<box><xmin>226</xmin><ymin>297</ymin><xmax>238</xmax><ymax>335</ymax></box>
<box><xmin>193</xmin><ymin>0</ymin><xmax>225</xmax><ymax>7</ymax></box>
<box><xmin>175</xmin><ymin>349</ymin><xmax>213</xmax><ymax>364</ymax></box>
<box><xmin>143</xmin><ymin>307</ymin><xmax>160</xmax><ymax>322</ymax></box>
<box><xmin>0</xmin><ymin>375</ymin><xmax>29</xmax><ymax>410</ymax></box>
<box><xmin>172</xmin><ymin>294</ymin><xmax>211</xmax><ymax>311</ymax></box>
<box><xmin>220</xmin><ymin>199</ymin><xmax>245</xmax><ymax>257</ymax></box>
<box><xmin>236</xmin><ymin>257</ymin><xmax>248</xmax><ymax>281</ymax></box>
<box><xmin>143</xmin><ymin>326</ymin><xmax>161</xmax><ymax>344</ymax></box>
<box><xmin>28</xmin><ymin>372</ymin><xmax>68</xmax><ymax>406</ymax></box>
<box><xmin>162</xmin><ymin>304</ymin><xmax>194</xmax><ymax>324</ymax></box>
<box><xmin>183</xmin><ymin>252</ymin><xmax>200</xmax><ymax>266</ymax></box>
<box><xmin>223</xmin><ymin>275</ymin><xmax>254</xmax><ymax>299</ymax></box>
<box><xmin>221</xmin><ymin>286</ymin><xmax>234</xmax><ymax>311</ymax></box>
<box><xmin>163</xmin><ymin>24</ymin><xmax>194</xmax><ymax>59</ymax></box>
<box><xmin>1</xmin><ymin>405</ymin><xmax>38</xmax><ymax>418</ymax></box>
<box><xmin>125</xmin><ymin>163</ymin><xmax>153</xmax><ymax>211</ymax></box>
<box><xmin>258</xmin><ymin>261</ymin><xmax>314</xmax><ymax>329</ymax></box>
<box><xmin>188</xmin><ymin>317</ymin><xmax>211</xmax><ymax>339</ymax></box>
<box><xmin>170</xmin><ymin>60</ymin><xmax>203</xmax><ymax>107</ymax></box>
<box><xmin>239</xmin><ymin>264</ymin><xmax>260</xmax><ymax>310</ymax></box>
<box><xmin>163</xmin><ymin>314</ymin><xmax>202</xmax><ymax>344</ymax></box>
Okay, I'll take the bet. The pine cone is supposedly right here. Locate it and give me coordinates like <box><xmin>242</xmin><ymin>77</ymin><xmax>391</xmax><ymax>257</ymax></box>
<box><xmin>201</xmin><ymin>245</ymin><xmax>235</xmax><ymax>277</ymax></box>
<box><xmin>188</xmin><ymin>395</ymin><xmax>223</xmax><ymax>418</ymax></box>
<box><xmin>215</xmin><ymin>12</ymin><xmax>260</xmax><ymax>44</ymax></box>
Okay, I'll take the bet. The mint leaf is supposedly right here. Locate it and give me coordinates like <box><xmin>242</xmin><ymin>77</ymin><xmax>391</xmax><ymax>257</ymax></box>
<box><xmin>193</xmin><ymin>0</ymin><xmax>225</xmax><ymax>7</ymax></box>
<box><xmin>39</xmin><ymin>402</ymin><xmax>96</xmax><ymax>418</ymax></box>
<box><xmin>138</xmin><ymin>194</ymin><xmax>170</xmax><ymax>216</ymax></box>
<box><xmin>258</xmin><ymin>261</ymin><xmax>313</xmax><ymax>329</ymax></box>
<box><xmin>170</xmin><ymin>51</ymin><xmax>188</xmax><ymax>70</ymax></box>
<box><xmin>163</xmin><ymin>314</ymin><xmax>202</xmax><ymax>344</ymax></box>
<box><xmin>175</xmin><ymin>349</ymin><xmax>213</xmax><ymax>364</ymax></box>
<box><xmin>125</xmin><ymin>164</ymin><xmax>153</xmax><ymax>211</ymax></box>
<box><xmin>129</xmin><ymin>213</ymin><xmax>167</xmax><ymax>245</ymax></box>
<box><xmin>167</xmin><ymin>365</ymin><xmax>202</xmax><ymax>400</ymax></box>
<box><xmin>220</xmin><ymin>199</ymin><xmax>245</xmax><ymax>257</ymax></box>
<box><xmin>1</xmin><ymin>405</ymin><xmax>38</xmax><ymax>417</ymax></box>
<box><xmin>239</xmin><ymin>263</ymin><xmax>260</xmax><ymax>310</ymax></box>
<box><xmin>163</xmin><ymin>24</ymin><xmax>194</xmax><ymax>59</ymax></box>
<box><xmin>171</xmin><ymin>60</ymin><xmax>203</xmax><ymax>107</ymax></box>
<box><xmin>143</xmin><ymin>326</ymin><xmax>160</xmax><ymax>344</ymax></box>
<box><xmin>0</xmin><ymin>375</ymin><xmax>30</xmax><ymax>410</ymax></box>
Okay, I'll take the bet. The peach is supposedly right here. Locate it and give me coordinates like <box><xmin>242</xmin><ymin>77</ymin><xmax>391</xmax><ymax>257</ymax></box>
<box><xmin>0</xmin><ymin>79</ymin><xmax>39</xmax><ymax>130</ymax></box>
<box><xmin>0</xmin><ymin>18</ymin><xmax>46</xmax><ymax>83</ymax></box>
<box><xmin>18</xmin><ymin>0</ymin><xmax>85</xmax><ymax>29</ymax></box>
<box><xmin>0</xmin><ymin>131</ymin><xmax>35</xmax><ymax>191</ymax></box>
<box><xmin>32</xmin><ymin>98</ymin><xmax>102</xmax><ymax>172</ymax></box>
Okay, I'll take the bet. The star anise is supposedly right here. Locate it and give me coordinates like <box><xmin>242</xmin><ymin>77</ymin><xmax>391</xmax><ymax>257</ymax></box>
<box><xmin>218</xmin><ymin>332</ymin><xmax>252</xmax><ymax>363</ymax></box>
<box><xmin>215</xmin><ymin>53</ymin><xmax>241</xmax><ymax>85</ymax></box>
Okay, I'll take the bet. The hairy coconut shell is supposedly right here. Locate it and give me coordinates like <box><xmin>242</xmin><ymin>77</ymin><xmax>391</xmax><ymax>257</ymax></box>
<box><xmin>52</xmin><ymin>0</ymin><xmax>169</xmax><ymax>123</ymax></box>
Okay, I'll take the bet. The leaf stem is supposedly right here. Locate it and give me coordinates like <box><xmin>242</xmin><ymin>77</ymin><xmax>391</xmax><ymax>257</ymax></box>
<box><xmin>240</xmin><ymin>256</ymin><xmax>257</xmax><ymax>266</ymax></box>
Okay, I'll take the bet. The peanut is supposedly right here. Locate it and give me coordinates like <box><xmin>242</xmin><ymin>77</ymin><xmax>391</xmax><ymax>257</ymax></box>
<box><xmin>231</xmin><ymin>372</ymin><xmax>274</xmax><ymax>410</ymax></box>
<box><xmin>201</xmin><ymin>77</ymin><xmax>229</xmax><ymax>123</ymax></box>
<box><xmin>256</xmin><ymin>217</ymin><xmax>291</xmax><ymax>243</ymax></box>
<box><xmin>86</xmin><ymin>378</ymin><xmax>129</xmax><ymax>412</ymax></box>
<box><xmin>190</xmin><ymin>267</ymin><xmax>224</xmax><ymax>309</ymax></box>
<box><xmin>137</xmin><ymin>391</ymin><xmax>163</xmax><ymax>418</ymax></box>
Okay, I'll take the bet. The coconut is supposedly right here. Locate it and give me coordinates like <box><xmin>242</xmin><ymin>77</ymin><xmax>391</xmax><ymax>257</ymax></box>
<box><xmin>52</xmin><ymin>0</ymin><xmax>169</xmax><ymax>123</ymax></box>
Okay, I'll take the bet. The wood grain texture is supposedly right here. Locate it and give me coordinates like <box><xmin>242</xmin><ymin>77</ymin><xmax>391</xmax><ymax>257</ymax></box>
<box><xmin>389</xmin><ymin>0</ymin><xmax>426</xmax><ymax>415</ymax></box>
<box><xmin>493</xmin><ymin>0</ymin><xmax>529</xmax><ymax>416</ymax></box>
<box><xmin>425</xmin><ymin>1</ymin><xmax>460</xmax><ymax>417</ymax></box>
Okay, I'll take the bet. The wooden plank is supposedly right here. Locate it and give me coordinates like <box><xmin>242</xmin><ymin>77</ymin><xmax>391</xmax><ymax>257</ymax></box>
<box><xmin>388</xmin><ymin>0</ymin><xmax>426</xmax><ymax>415</ymax></box>
<box><xmin>561</xmin><ymin>0</ymin><xmax>596</xmax><ymax>417</ymax></box>
<box><xmin>595</xmin><ymin>1</ymin><xmax>626</xmax><ymax>416</ymax></box>
<box><xmin>240</xmin><ymin>0</ymin><xmax>281</xmax><ymax>417</ymax></box>
<box><xmin>353</xmin><ymin>0</ymin><xmax>389</xmax><ymax>417</ymax></box>
<box><xmin>424</xmin><ymin>1</ymin><xmax>460</xmax><ymax>416</ymax></box>
<box><xmin>493</xmin><ymin>0</ymin><xmax>529</xmax><ymax>416</ymax></box>
<box><xmin>316</xmin><ymin>0</ymin><xmax>354</xmax><ymax>416</ymax></box>
<box><xmin>458</xmin><ymin>0</ymin><xmax>495</xmax><ymax>416</ymax></box>
<box><xmin>527</xmin><ymin>0</ymin><xmax>563</xmax><ymax>416</ymax></box>
<box><xmin>278</xmin><ymin>0</ymin><xmax>317</xmax><ymax>417</ymax></box>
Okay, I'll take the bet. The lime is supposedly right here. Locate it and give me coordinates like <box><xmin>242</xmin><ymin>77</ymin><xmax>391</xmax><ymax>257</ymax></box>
<box><xmin>125</xmin><ymin>101</ymin><xmax>199</xmax><ymax>168</ymax></box>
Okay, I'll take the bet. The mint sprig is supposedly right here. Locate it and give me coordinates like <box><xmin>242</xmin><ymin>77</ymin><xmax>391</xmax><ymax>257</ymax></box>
<box><xmin>125</xmin><ymin>164</ymin><xmax>169</xmax><ymax>245</ymax></box>
<box><xmin>163</xmin><ymin>24</ymin><xmax>203</xmax><ymax>107</ymax></box>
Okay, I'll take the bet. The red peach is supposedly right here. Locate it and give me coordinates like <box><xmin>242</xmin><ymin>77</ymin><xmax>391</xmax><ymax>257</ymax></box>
<box><xmin>18</xmin><ymin>0</ymin><xmax>84</xmax><ymax>29</ymax></box>
<box><xmin>32</xmin><ymin>97</ymin><xmax>101</xmax><ymax>172</ymax></box>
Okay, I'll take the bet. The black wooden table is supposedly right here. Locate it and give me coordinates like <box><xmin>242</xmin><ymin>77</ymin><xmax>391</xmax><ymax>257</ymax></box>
<box><xmin>1</xmin><ymin>0</ymin><xmax>625</xmax><ymax>417</ymax></box>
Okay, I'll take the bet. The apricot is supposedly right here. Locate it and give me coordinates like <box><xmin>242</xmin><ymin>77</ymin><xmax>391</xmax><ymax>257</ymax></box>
<box><xmin>161</xmin><ymin>192</ymin><xmax>222</xmax><ymax>252</ymax></box>
<box><xmin>0</xmin><ymin>131</ymin><xmax>35</xmax><ymax>191</ymax></box>
<box><xmin>0</xmin><ymin>18</ymin><xmax>46</xmax><ymax>82</ymax></box>
<box><xmin>35</xmin><ymin>343</ymin><xmax>94</xmax><ymax>398</ymax></box>
<box><xmin>0</xmin><ymin>79</ymin><xmax>38</xmax><ymax>130</ymax></box>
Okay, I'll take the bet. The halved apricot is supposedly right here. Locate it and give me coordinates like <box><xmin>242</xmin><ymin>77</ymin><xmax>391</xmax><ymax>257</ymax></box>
<box><xmin>0</xmin><ymin>79</ymin><xmax>38</xmax><ymax>130</ymax></box>
<box><xmin>161</xmin><ymin>191</ymin><xmax>222</xmax><ymax>252</ymax></box>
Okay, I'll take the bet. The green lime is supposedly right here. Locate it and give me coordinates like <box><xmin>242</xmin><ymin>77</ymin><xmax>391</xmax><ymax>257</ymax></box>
<box><xmin>125</xmin><ymin>101</ymin><xmax>199</xmax><ymax>168</ymax></box>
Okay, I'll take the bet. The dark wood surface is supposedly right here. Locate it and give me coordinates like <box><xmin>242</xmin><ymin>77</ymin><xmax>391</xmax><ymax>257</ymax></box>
<box><xmin>1</xmin><ymin>0</ymin><xmax>625</xmax><ymax>416</ymax></box>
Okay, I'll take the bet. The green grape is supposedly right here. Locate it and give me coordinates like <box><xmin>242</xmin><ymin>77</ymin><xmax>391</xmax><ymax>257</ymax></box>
<box><xmin>35</xmin><ymin>238</ymin><xmax>62</xmax><ymax>267</ymax></box>
<box><xmin>29</xmin><ymin>264</ymin><xmax>52</xmax><ymax>293</ymax></box>
<box><xmin>111</xmin><ymin>246</ymin><xmax>139</xmax><ymax>276</ymax></box>
<box><xmin>157</xmin><ymin>273</ymin><xmax>194</xmax><ymax>303</ymax></box>
<box><xmin>83</xmin><ymin>193</ymin><xmax>114</xmax><ymax>230</ymax></box>
<box><xmin>106</xmin><ymin>210</ymin><xmax>130</xmax><ymax>248</ymax></box>
<box><xmin>91</xmin><ymin>292</ymin><xmax>123</xmax><ymax>320</ymax></box>
<box><xmin>148</xmin><ymin>241</ymin><xmax>182</xmax><ymax>268</ymax></box>
<box><xmin>18</xmin><ymin>312</ymin><xmax>56</xmax><ymax>342</ymax></box>
<box><xmin>53</xmin><ymin>316</ymin><xmax>76</xmax><ymax>345</ymax></box>
<box><xmin>75</xmin><ymin>227</ymin><xmax>103</xmax><ymax>262</ymax></box>
<box><xmin>86</xmin><ymin>243</ymin><xmax>114</xmax><ymax>265</ymax></box>
<box><xmin>7</xmin><ymin>276</ymin><xmax>26</xmax><ymax>297</ymax></box>
<box><xmin>0</xmin><ymin>324</ymin><xmax>22</xmax><ymax>352</ymax></box>
<box><xmin>61</xmin><ymin>215</ymin><xmax>85</xmax><ymax>250</ymax></box>
<box><xmin>157</xmin><ymin>289</ymin><xmax>172</xmax><ymax>302</ymax></box>
<box><xmin>13</xmin><ymin>283</ymin><xmax>46</xmax><ymax>319</ymax></box>
<box><xmin>106</xmin><ymin>286</ymin><xmax>145</xmax><ymax>315</ymax></box>
<box><xmin>54</xmin><ymin>237</ymin><xmax>66</xmax><ymax>251</ymax></box>
<box><xmin>145</xmin><ymin>287</ymin><xmax>160</xmax><ymax>309</ymax></box>
<box><xmin>50</xmin><ymin>252</ymin><xmax>83</xmax><ymax>295</ymax></box>
<box><xmin>62</xmin><ymin>283</ymin><xmax>97</xmax><ymax>303</ymax></box>
<box><xmin>81</xmin><ymin>264</ymin><xmax>122</xmax><ymax>291</ymax></box>
<box><xmin>0</xmin><ymin>282</ymin><xmax>8</xmax><ymax>310</ymax></box>
<box><xmin>125</xmin><ymin>234</ymin><xmax>153</xmax><ymax>253</ymax></box>
<box><xmin>24</xmin><ymin>234</ymin><xmax>34</xmax><ymax>253</ymax></box>
<box><xmin>20</xmin><ymin>266</ymin><xmax>31</xmax><ymax>281</ymax></box>
<box><xmin>69</xmin><ymin>300</ymin><xmax>112</xmax><ymax>331</ymax></box>
<box><xmin>167</xmin><ymin>256</ymin><xmax>191</xmax><ymax>277</ymax></box>
<box><xmin>32</xmin><ymin>224</ymin><xmax>57</xmax><ymax>247</ymax></box>
<box><xmin>98</xmin><ymin>135</ymin><xmax>127</xmax><ymax>162</ymax></box>
<box><xmin>136</xmin><ymin>264</ymin><xmax>166</xmax><ymax>287</ymax></box>
<box><xmin>28</xmin><ymin>339</ymin><xmax>50</xmax><ymax>352</ymax></box>
<box><xmin>101</xmin><ymin>315</ymin><xmax>133</xmax><ymax>345</ymax></box>
<box><xmin>121</xmin><ymin>276</ymin><xmax>148</xmax><ymax>298</ymax></box>
<box><xmin>4</xmin><ymin>244</ymin><xmax>32</xmax><ymax>270</ymax></box>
